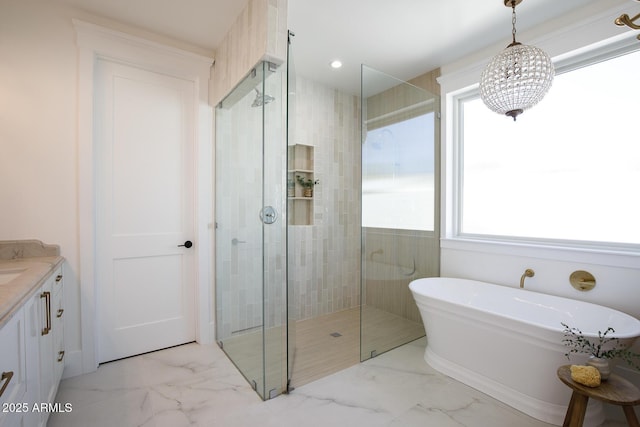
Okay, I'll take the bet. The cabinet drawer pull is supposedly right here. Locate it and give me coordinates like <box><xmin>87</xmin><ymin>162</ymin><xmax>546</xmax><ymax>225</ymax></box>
<box><xmin>0</xmin><ymin>371</ymin><xmax>13</xmax><ymax>398</ymax></box>
<box><xmin>41</xmin><ymin>291</ymin><xmax>51</xmax><ymax>335</ymax></box>
<box><xmin>55</xmin><ymin>274</ymin><xmax>62</xmax><ymax>282</ymax></box>
<box><xmin>56</xmin><ymin>308</ymin><xmax>64</xmax><ymax>318</ymax></box>
<box><xmin>57</xmin><ymin>351</ymin><xmax>65</xmax><ymax>363</ymax></box>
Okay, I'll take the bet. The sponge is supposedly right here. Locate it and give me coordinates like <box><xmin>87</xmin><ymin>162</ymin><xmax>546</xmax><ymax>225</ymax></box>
<box><xmin>570</xmin><ymin>365</ymin><xmax>601</xmax><ymax>387</ymax></box>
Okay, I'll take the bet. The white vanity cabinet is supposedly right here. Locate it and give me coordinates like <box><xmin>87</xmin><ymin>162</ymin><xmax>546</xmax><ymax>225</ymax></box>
<box><xmin>0</xmin><ymin>261</ymin><xmax>65</xmax><ymax>427</ymax></box>
<box><xmin>51</xmin><ymin>269</ymin><xmax>64</xmax><ymax>391</ymax></box>
<box><xmin>23</xmin><ymin>291</ymin><xmax>42</xmax><ymax>427</ymax></box>
<box><xmin>36</xmin><ymin>265</ymin><xmax>65</xmax><ymax>427</ymax></box>
<box><xmin>0</xmin><ymin>309</ymin><xmax>27</xmax><ymax>427</ymax></box>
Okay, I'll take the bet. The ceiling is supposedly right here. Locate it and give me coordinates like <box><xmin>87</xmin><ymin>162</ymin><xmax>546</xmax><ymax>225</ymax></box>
<box><xmin>58</xmin><ymin>0</ymin><xmax>614</xmax><ymax>95</ymax></box>
<box><xmin>57</xmin><ymin>0</ymin><xmax>247</xmax><ymax>54</ymax></box>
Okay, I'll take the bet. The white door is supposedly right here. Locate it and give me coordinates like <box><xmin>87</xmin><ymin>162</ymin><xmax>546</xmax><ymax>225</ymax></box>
<box><xmin>95</xmin><ymin>58</ymin><xmax>196</xmax><ymax>363</ymax></box>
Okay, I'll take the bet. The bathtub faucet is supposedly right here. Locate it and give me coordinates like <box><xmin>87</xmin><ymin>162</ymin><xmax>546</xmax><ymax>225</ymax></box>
<box><xmin>520</xmin><ymin>269</ymin><xmax>535</xmax><ymax>288</ymax></box>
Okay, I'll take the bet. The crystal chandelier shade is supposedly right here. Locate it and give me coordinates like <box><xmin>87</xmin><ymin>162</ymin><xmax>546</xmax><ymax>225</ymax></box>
<box><xmin>480</xmin><ymin>43</ymin><xmax>554</xmax><ymax>120</ymax></box>
<box><xmin>479</xmin><ymin>0</ymin><xmax>555</xmax><ymax>121</ymax></box>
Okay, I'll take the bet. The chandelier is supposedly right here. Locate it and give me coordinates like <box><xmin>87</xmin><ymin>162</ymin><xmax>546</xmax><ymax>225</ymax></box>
<box><xmin>480</xmin><ymin>0</ymin><xmax>555</xmax><ymax>121</ymax></box>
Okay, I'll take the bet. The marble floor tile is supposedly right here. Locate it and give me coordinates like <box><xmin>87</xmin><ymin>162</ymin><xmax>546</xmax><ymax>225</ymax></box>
<box><xmin>49</xmin><ymin>339</ymin><xmax>628</xmax><ymax>427</ymax></box>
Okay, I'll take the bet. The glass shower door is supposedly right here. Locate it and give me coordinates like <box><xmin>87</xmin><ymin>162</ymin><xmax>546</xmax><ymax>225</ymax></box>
<box><xmin>360</xmin><ymin>65</ymin><xmax>439</xmax><ymax>360</ymax></box>
<box><xmin>215</xmin><ymin>61</ymin><xmax>287</xmax><ymax>399</ymax></box>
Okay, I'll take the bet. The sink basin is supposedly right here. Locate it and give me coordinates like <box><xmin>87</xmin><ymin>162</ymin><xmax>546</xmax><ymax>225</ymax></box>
<box><xmin>0</xmin><ymin>268</ymin><xmax>27</xmax><ymax>285</ymax></box>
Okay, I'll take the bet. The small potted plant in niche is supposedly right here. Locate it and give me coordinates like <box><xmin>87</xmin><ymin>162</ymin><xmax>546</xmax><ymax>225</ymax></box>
<box><xmin>561</xmin><ymin>322</ymin><xmax>640</xmax><ymax>380</ymax></box>
<box><xmin>296</xmin><ymin>175</ymin><xmax>319</xmax><ymax>198</ymax></box>
<box><xmin>287</xmin><ymin>178</ymin><xmax>295</xmax><ymax>198</ymax></box>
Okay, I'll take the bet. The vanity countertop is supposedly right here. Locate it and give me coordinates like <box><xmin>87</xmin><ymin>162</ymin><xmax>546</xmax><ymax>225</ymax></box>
<box><xmin>0</xmin><ymin>240</ymin><xmax>65</xmax><ymax>329</ymax></box>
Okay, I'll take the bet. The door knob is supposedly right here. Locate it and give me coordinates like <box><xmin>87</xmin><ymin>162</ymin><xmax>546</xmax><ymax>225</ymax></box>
<box><xmin>178</xmin><ymin>240</ymin><xmax>193</xmax><ymax>248</ymax></box>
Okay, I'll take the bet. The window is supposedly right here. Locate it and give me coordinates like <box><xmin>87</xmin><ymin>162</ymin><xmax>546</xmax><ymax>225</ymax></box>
<box><xmin>458</xmin><ymin>47</ymin><xmax>640</xmax><ymax>247</ymax></box>
<box><xmin>362</xmin><ymin>112</ymin><xmax>435</xmax><ymax>231</ymax></box>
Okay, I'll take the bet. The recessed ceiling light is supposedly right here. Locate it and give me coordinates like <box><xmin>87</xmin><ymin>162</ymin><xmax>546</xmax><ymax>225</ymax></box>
<box><xmin>330</xmin><ymin>60</ymin><xmax>342</xmax><ymax>69</ymax></box>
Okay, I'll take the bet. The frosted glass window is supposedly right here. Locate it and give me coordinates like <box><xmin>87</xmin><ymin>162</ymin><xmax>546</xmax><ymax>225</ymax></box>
<box><xmin>460</xmin><ymin>48</ymin><xmax>640</xmax><ymax>246</ymax></box>
<box><xmin>363</xmin><ymin>113</ymin><xmax>435</xmax><ymax>231</ymax></box>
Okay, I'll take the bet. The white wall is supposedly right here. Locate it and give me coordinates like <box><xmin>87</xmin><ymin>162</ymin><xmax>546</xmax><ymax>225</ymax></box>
<box><xmin>0</xmin><ymin>0</ymin><xmax>83</xmax><ymax>376</ymax></box>
<box><xmin>437</xmin><ymin>0</ymin><xmax>640</xmax><ymax>393</ymax></box>
<box><xmin>0</xmin><ymin>0</ymin><xmax>215</xmax><ymax>377</ymax></box>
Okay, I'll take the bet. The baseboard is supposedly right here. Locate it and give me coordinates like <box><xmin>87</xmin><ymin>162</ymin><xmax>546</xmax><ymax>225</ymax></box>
<box><xmin>60</xmin><ymin>349</ymin><xmax>87</xmax><ymax>379</ymax></box>
<box><xmin>197</xmin><ymin>320</ymin><xmax>215</xmax><ymax>345</ymax></box>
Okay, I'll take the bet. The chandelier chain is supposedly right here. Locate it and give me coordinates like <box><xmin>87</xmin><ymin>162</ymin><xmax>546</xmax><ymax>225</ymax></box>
<box><xmin>511</xmin><ymin>2</ymin><xmax>517</xmax><ymax>45</ymax></box>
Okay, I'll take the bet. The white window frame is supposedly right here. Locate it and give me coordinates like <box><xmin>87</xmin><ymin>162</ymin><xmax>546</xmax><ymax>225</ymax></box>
<box><xmin>438</xmin><ymin>3</ymin><xmax>640</xmax><ymax>269</ymax></box>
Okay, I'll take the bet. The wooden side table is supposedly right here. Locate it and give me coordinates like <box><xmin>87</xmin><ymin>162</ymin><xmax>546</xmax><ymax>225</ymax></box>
<box><xmin>557</xmin><ymin>365</ymin><xmax>640</xmax><ymax>427</ymax></box>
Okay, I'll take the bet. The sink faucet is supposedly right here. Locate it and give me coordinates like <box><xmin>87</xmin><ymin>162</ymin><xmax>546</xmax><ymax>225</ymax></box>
<box><xmin>520</xmin><ymin>268</ymin><xmax>535</xmax><ymax>288</ymax></box>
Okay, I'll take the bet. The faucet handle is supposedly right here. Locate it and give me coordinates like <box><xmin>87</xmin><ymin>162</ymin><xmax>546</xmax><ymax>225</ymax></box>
<box><xmin>570</xmin><ymin>270</ymin><xmax>596</xmax><ymax>291</ymax></box>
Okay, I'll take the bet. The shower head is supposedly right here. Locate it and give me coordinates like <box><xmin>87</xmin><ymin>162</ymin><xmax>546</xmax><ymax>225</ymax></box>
<box><xmin>251</xmin><ymin>88</ymin><xmax>275</xmax><ymax>107</ymax></box>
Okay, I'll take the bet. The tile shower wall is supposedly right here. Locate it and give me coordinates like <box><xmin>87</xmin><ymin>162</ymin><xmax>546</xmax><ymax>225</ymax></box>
<box><xmin>212</xmin><ymin>0</ymin><xmax>288</xmax><ymax>106</ymax></box>
<box><xmin>216</xmin><ymin>99</ymin><xmax>263</xmax><ymax>338</ymax></box>
<box><xmin>363</xmin><ymin>229</ymin><xmax>438</xmax><ymax>323</ymax></box>
<box><xmin>289</xmin><ymin>77</ymin><xmax>361</xmax><ymax>321</ymax></box>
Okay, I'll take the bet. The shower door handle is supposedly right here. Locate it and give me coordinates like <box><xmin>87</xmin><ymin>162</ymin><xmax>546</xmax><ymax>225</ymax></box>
<box><xmin>260</xmin><ymin>206</ymin><xmax>278</xmax><ymax>224</ymax></box>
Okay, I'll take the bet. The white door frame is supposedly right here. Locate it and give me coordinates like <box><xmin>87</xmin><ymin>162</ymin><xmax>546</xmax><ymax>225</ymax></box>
<box><xmin>75</xmin><ymin>20</ymin><xmax>214</xmax><ymax>374</ymax></box>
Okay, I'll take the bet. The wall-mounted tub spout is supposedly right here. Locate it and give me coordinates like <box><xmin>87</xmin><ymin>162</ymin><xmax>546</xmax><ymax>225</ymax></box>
<box><xmin>520</xmin><ymin>269</ymin><xmax>535</xmax><ymax>288</ymax></box>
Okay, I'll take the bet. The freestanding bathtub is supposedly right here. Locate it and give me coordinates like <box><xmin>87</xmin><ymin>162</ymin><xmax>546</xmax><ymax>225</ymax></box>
<box><xmin>409</xmin><ymin>277</ymin><xmax>640</xmax><ymax>427</ymax></box>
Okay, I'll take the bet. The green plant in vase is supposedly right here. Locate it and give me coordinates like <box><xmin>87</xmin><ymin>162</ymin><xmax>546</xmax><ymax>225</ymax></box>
<box><xmin>287</xmin><ymin>178</ymin><xmax>295</xmax><ymax>197</ymax></box>
<box><xmin>296</xmin><ymin>175</ymin><xmax>319</xmax><ymax>197</ymax></box>
<box><xmin>561</xmin><ymin>322</ymin><xmax>640</xmax><ymax>380</ymax></box>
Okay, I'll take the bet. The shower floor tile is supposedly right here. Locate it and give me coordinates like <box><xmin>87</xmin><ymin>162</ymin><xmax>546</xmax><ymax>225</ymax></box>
<box><xmin>290</xmin><ymin>305</ymin><xmax>425</xmax><ymax>388</ymax></box>
<box><xmin>290</xmin><ymin>307</ymin><xmax>360</xmax><ymax>388</ymax></box>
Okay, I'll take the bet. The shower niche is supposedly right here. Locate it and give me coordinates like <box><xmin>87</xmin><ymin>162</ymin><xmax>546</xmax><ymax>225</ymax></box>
<box><xmin>287</xmin><ymin>143</ymin><xmax>314</xmax><ymax>225</ymax></box>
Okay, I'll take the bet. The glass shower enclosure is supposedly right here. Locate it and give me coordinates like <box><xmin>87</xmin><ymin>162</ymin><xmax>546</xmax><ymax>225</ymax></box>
<box><xmin>360</xmin><ymin>65</ymin><xmax>439</xmax><ymax>360</ymax></box>
<box><xmin>214</xmin><ymin>57</ymin><xmax>439</xmax><ymax>399</ymax></box>
<box><xmin>214</xmin><ymin>61</ymin><xmax>288</xmax><ymax>399</ymax></box>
